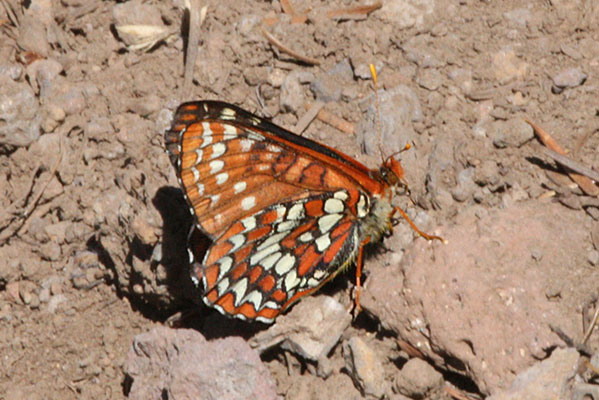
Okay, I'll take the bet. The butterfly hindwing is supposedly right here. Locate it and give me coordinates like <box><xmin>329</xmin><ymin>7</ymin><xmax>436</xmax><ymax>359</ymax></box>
<box><xmin>193</xmin><ymin>191</ymin><xmax>360</xmax><ymax>323</ymax></box>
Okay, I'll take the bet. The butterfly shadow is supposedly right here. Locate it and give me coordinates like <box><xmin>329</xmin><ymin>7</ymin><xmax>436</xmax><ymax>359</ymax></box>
<box><xmin>152</xmin><ymin>186</ymin><xmax>266</xmax><ymax>339</ymax></box>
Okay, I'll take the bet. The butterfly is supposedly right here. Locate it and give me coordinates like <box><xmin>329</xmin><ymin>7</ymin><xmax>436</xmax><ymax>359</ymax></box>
<box><xmin>164</xmin><ymin>100</ymin><xmax>442</xmax><ymax>323</ymax></box>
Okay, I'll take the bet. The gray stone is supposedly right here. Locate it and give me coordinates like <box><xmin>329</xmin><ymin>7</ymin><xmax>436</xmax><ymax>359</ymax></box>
<box><xmin>250</xmin><ymin>295</ymin><xmax>351</xmax><ymax>362</ymax></box>
<box><xmin>0</xmin><ymin>76</ymin><xmax>41</xmax><ymax>147</ymax></box>
<box><xmin>394</xmin><ymin>358</ymin><xmax>444</xmax><ymax>399</ymax></box>
<box><xmin>489</xmin><ymin>118</ymin><xmax>534</xmax><ymax>148</ymax></box>
<box><xmin>343</xmin><ymin>337</ymin><xmax>387</xmax><ymax>398</ymax></box>
<box><xmin>126</xmin><ymin>326</ymin><xmax>279</xmax><ymax>400</ymax></box>
<box><xmin>552</xmin><ymin>67</ymin><xmax>587</xmax><ymax>93</ymax></box>
<box><xmin>487</xmin><ymin>348</ymin><xmax>579</xmax><ymax>400</ymax></box>
<box><xmin>310</xmin><ymin>59</ymin><xmax>353</xmax><ymax>102</ymax></box>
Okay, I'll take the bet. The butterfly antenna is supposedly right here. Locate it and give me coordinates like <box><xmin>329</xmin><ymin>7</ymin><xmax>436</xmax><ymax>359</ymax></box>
<box><xmin>369</xmin><ymin>64</ymin><xmax>385</xmax><ymax>162</ymax></box>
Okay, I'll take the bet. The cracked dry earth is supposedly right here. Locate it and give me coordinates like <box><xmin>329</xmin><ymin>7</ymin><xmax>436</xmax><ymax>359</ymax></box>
<box><xmin>1</xmin><ymin>1</ymin><xmax>599</xmax><ymax>399</ymax></box>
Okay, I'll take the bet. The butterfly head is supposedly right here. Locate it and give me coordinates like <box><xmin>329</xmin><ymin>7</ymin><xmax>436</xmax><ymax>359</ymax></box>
<box><xmin>380</xmin><ymin>156</ymin><xmax>409</xmax><ymax>195</ymax></box>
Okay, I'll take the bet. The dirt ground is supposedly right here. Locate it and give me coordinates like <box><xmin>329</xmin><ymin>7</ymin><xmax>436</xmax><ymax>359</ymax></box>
<box><xmin>1</xmin><ymin>0</ymin><xmax>599</xmax><ymax>399</ymax></box>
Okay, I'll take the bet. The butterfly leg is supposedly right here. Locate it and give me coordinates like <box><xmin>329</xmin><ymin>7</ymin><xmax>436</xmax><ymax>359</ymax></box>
<box><xmin>392</xmin><ymin>206</ymin><xmax>445</xmax><ymax>243</ymax></box>
<box><xmin>353</xmin><ymin>236</ymin><xmax>371</xmax><ymax>315</ymax></box>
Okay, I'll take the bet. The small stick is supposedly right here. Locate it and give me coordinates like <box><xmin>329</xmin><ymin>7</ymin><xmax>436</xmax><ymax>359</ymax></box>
<box><xmin>181</xmin><ymin>0</ymin><xmax>206</xmax><ymax>99</ymax></box>
<box><xmin>540</xmin><ymin>146</ymin><xmax>599</xmax><ymax>184</ymax></box>
<box><xmin>316</xmin><ymin>108</ymin><xmax>355</xmax><ymax>135</ymax></box>
<box><xmin>583</xmin><ymin>306</ymin><xmax>599</xmax><ymax>345</ymax></box>
<box><xmin>525</xmin><ymin>118</ymin><xmax>599</xmax><ymax>196</ymax></box>
<box><xmin>261</xmin><ymin>26</ymin><xmax>320</xmax><ymax>66</ymax></box>
<box><xmin>326</xmin><ymin>1</ymin><xmax>382</xmax><ymax>20</ymax></box>
<box><xmin>294</xmin><ymin>100</ymin><xmax>325</xmax><ymax>134</ymax></box>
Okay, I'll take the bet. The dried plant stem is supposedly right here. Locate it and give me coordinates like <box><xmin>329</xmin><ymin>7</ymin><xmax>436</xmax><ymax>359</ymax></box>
<box><xmin>261</xmin><ymin>26</ymin><xmax>320</xmax><ymax>66</ymax></box>
<box><xmin>525</xmin><ymin>118</ymin><xmax>599</xmax><ymax>196</ymax></box>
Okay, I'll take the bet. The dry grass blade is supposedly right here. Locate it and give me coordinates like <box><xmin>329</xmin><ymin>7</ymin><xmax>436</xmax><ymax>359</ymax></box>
<box><xmin>525</xmin><ymin>118</ymin><xmax>599</xmax><ymax>196</ymax></box>
<box><xmin>0</xmin><ymin>0</ymin><xmax>19</xmax><ymax>27</ymax></box>
<box><xmin>182</xmin><ymin>0</ymin><xmax>207</xmax><ymax>99</ymax></box>
<box><xmin>261</xmin><ymin>26</ymin><xmax>320</xmax><ymax>65</ymax></box>
<box><xmin>326</xmin><ymin>1</ymin><xmax>382</xmax><ymax>20</ymax></box>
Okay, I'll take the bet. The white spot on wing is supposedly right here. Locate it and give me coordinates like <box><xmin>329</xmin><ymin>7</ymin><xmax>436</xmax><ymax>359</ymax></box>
<box><xmin>201</xmin><ymin>135</ymin><xmax>213</xmax><ymax>148</ymax></box>
<box><xmin>299</xmin><ymin>232</ymin><xmax>314</xmax><ymax>242</ymax></box>
<box><xmin>248</xmin><ymin>132</ymin><xmax>264</xmax><ymax>141</ymax></box>
<box><xmin>211</xmin><ymin>142</ymin><xmax>226</xmax><ymax>159</ymax></box>
<box><xmin>223</xmin><ymin>124</ymin><xmax>237</xmax><ymax>135</ymax></box>
<box><xmin>284</xmin><ymin>269</ymin><xmax>300</xmax><ymax>291</ymax></box>
<box><xmin>315</xmin><ymin>234</ymin><xmax>331</xmax><ymax>252</ymax></box>
<box><xmin>275</xmin><ymin>205</ymin><xmax>286</xmax><ymax>220</ymax></box>
<box><xmin>250</xmin><ymin>244</ymin><xmax>281</xmax><ymax>265</ymax></box>
<box><xmin>231</xmin><ymin>278</ymin><xmax>248</xmax><ymax>306</ymax></box>
<box><xmin>318</xmin><ymin>213</ymin><xmax>343</xmax><ymax>233</ymax></box>
<box><xmin>357</xmin><ymin>194</ymin><xmax>368</xmax><ymax>217</ymax></box>
<box><xmin>201</xmin><ymin>122</ymin><xmax>212</xmax><ymax>135</ymax></box>
<box><xmin>210</xmin><ymin>194</ymin><xmax>220</xmax><ymax>205</ymax></box>
<box><xmin>221</xmin><ymin>108</ymin><xmax>236</xmax><ymax>120</ymax></box>
<box><xmin>260</xmin><ymin>252</ymin><xmax>282</xmax><ymax>270</ymax></box>
<box><xmin>240</xmin><ymin>139</ymin><xmax>253</xmax><ymax>152</ymax></box>
<box><xmin>313</xmin><ymin>269</ymin><xmax>325</xmax><ymax>279</ymax></box>
<box><xmin>210</xmin><ymin>160</ymin><xmax>224</xmax><ymax>174</ymax></box>
<box><xmin>275</xmin><ymin>253</ymin><xmax>296</xmax><ymax>276</ymax></box>
<box><xmin>216</xmin><ymin>256</ymin><xmax>233</xmax><ymax>281</ymax></box>
<box><xmin>229</xmin><ymin>234</ymin><xmax>245</xmax><ymax>252</ymax></box>
<box><xmin>242</xmin><ymin>290</ymin><xmax>263</xmax><ymax>310</ymax></box>
<box><xmin>324</xmin><ymin>198</ymin><xmax>344</xmax><ymax>214</ymax></box>
<box><xmin>256</xmin><ymin>232</ymin><xmax>286</xmax><ymax>251</ymax></box>
<box><xmin>287</xmin><ymin>203</ymin><xmax>305</xmax><ymax>220</ymax></box>
<box><xmin>234</xmin><ymin>181</ymin><xmax>247</xmax><ymax>194</ymax></box>
<box><xmin>197</xmin><ymin>183</ymin><xmax>205</xmax><ymax>195</ymax></box>
<box><xmin>277</xmin><ymin>220</ymin><xmax>297</xmax><ymax>232</ymax></box>
<box><xmin>262</xmin><ymin>301</ymin><xmax>279</xmax><ymax>310</ymax></box>
<box><xmin>217</xmin><ymin>278</ymin><xmax>230</xmax><ymax>296</ymax></box>
<box><xmin>241</xmin><ymin>216</ymin><xmax>256</xmax><ymax>230</ymax></box>
<box><xmin>334</xmin><ymin>190</ymin><xmax>348</xmax><ymax>200</ymax></box>
<box><xmin>191</xmin><ymin>167</ymin><xmax>200</xmax><ymax>182</ymax></box>
<box><xmin>241</xmin><ymin>196</ymin><xmax>256</xmax><ymax>210</ymax></box>
<box><xmin>216</xmin><ymin>172</ymin><xmax>228</xmax><ymax>185</ymax></box>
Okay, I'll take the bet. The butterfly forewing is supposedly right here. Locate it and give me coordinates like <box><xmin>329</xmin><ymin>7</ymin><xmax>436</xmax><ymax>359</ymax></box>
<box><xmin>165</xmin><ymin>101</ymin><xmax>388</xmax><ymax>323</ymax></box>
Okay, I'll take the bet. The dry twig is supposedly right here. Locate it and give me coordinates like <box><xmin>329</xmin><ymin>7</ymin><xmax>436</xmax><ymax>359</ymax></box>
<box><xmin>316</xmin><ymin>107</ymin><xmax>355</xmax><ymax>135</ymax></box>
<box><xmin>582</xmin><ymin>306</ymin><xmax>599</xmax><ymax>346</ymax></box>
<box><xmin>294</xmin><ymin>101</ymin><xmax>325</xmax><ymax>134</ymax></box>
<box><xmin>326</xmin><ymin>1</ymin><xmax>382</xmax><ymax>20</ymax></box>
<box><xmin>540</xmin><ymin>146</ymin><xmax>599</xmax><ymax>184</ymax></box>
<box><xmin>525</xmin><ymin>118</ymin><xmax>599</xmax><ymax>196</ymax></box>
<box><xmin>261</xmin><ymin>26</ymin><xmax>320</xmax><ymax>66</ymax></box>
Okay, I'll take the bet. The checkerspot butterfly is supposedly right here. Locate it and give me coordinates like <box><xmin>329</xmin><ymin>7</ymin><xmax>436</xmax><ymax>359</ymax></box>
<box><xmin>165</xmin><ymin>100</ymin><xmax>442</xmax><ymax>323</ymax></box>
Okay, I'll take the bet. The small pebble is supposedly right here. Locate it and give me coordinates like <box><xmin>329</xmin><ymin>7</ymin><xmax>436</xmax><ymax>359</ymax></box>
<box><xmin>552</xmin><ymin>67</ymin><xmax>586</xmax><ymax>93</ymax></box>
